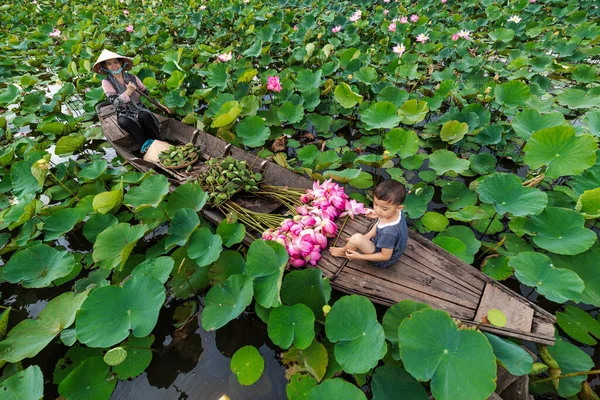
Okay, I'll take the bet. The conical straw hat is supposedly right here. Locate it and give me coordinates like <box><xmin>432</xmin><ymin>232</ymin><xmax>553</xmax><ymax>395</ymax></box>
<box><xmin>92</xmin><ymin>50</ymin><xmax>133</xmax><ymax>74</ymax></box>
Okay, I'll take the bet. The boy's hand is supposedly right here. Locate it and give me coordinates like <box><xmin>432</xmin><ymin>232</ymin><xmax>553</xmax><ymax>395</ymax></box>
<box><xmin>345</xmin><ymin>249</ymin><xmax>361</xmax><ymax>260</ymax></box>
<box><xmin>364</xmin><ymin>208</ymin><xmax>378</xmax><ymax>219</ymax></box>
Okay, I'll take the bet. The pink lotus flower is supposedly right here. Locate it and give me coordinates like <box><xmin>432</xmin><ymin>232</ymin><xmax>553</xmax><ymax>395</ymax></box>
<box><xmin>123</xmin><ymin>9</ymin><xmax>129</xmax><ymax>15</ymax></box>
<box><xmin>200</xmin><ymin>5</ymin><xmax>206</xmax><ymax>9</ymax></box>
<box><xmin>393</xmin><ymin>43</ymin><xmax>406</xmax><ymax>56</ymax></box>
<box><xmin>340</xmin><ymin>199</ymin><xmax>366</xmax><ymax>219</ymax></box>
<box><xmin>415</xmin><ymin>33</ymin><xmax>429</xmax><ymax>43</ymax></box>
<box><xmin>217</xmin><ymin>52</ymin><xmax>232</xmax><ymax>62</ymax></box>
<box><xmin>331</xmin><ymin>26</ymin><xmax>342</xmax><ymax>33</ymax></box>
<box><xmin>457</xmin><ymin>30</ymin><xmax>471</xmax><ymax>39</ymax></box>
<box><xmin>399</xmin><ymin>16</ymin><xmax>408</xmax><ymax>24</ymax></box>
<box><xmin>451</xmin><ymin>34</ymin><xmax>459</xmax><ymax>41</ymax></box>
<box><xmin>388</xmin><ymin>22</ymin><xmax>396</xmax><ymax>32</ymax></box>
<box><xmin>383</xmin><ymin>9</ymin><xmax>389</xmax><ymax>15</ymax></box>
<box><xmin>267</xmin><ymin>75</ymin><xmax>282</xmax><ymax>92</ymax></box>
<box><xmin>319</xmin><ymin>219</ymin><xmax>338</xmax><ymax>238</ymax></box>
<box><xmin>293</xmin><ymin>25</ymin><xmax>298</xmax><ymax>31</ymax></box>
<box><xmin>441</xmin><ymin>0</ymin><xmax>447</xmax><ymax>3</ymax></box>
<box><xmin>529</xmin><ymin>0</ymin><xmax>535</xmax><ymax>2</ymax></box>
<box><xmin>384</xmin><ymin>0</ymin><xmax>390</xmax><ymax>2</ymax></box>
<box><xmin>49</xmin><ymin>28</ymin><xmax>61</xmax><ymax>37</ymax></box>
<box><xmin>126</xmin><ymin>24</ymin><xmax>134</xmax><ymax>32</ymax></box>
<box><xmin>349</xmin><ymin>10</ymin><xmax>362</xmax><ymax>22</ymax></box>
<box><xmin>290</xmin><ymin>257</ymin><xmax>306</xmax><ymax>267</ymax></box>
<box><xmin>410</xmin><ymin>14</ymin><xmax>419</xmax><ymax>22</ymax></box>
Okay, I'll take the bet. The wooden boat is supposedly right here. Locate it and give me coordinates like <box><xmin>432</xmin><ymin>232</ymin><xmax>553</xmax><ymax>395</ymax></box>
<box><xmin>96</xmin><ymin>101</ymin><xmax>556</xmax><ymax>345</ymax></box>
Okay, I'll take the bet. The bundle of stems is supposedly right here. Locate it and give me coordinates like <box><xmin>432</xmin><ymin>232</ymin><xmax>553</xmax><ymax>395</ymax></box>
<box><xmin>218</xmin><ymin>201</ymin><xmax>287</xmax><ymax>238</ymax></box>
<box><xmin>256</xmin><ymin>185</ymin><xmax>306</xmax><ymax>214</ymax></box>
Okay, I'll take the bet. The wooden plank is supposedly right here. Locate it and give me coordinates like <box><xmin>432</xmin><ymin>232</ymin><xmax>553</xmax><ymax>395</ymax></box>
<box><xmin>474</xmin><ymin>284</ymin><xmax>534</xmax><ymax>333</ymax></box>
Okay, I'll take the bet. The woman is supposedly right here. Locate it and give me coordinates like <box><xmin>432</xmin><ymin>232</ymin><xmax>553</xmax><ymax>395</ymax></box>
<box><xmin>92</xmin><ymin>49</ymin><xmax>170</xmax><ymax>148</ymax></box>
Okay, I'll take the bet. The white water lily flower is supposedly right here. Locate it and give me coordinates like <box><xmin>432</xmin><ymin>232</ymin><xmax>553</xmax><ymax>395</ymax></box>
<box><xmin>507</xmin><ymin>15</ymin><xmax>522</xmax><ymax>23</ymax></box>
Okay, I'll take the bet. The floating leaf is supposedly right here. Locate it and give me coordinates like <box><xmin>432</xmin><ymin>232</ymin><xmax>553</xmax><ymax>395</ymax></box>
<box><xmin>216</xmin><ymin>219</ymin><xmax>246</xmax><ymax>247</ymax></box>
<box><xmin>236</xmin><ymin>116</ymin><xmax>271</xmax><ymax>147</ymax></box>
<box><xmin>524</xmin><ymin>126</ymin><xmax>597</xmax><ymax>179</ymax></box>
<box><xmin>3</xmin><ymin>244</ymin><xmax>75</xmax><ymax>288</ymax></box>
<box><xmin>0</xmin><ymin>365</ymin><xmax>44</xmax><ymax>400</ymax></box>
<box><xmin>43</xmin><ymin>208</ymin><xmax>86</xmax><ymax>241</ymax></box>
<box><xmin>398</xmin><ymin>308</ymin><xmax>496</xmax><ymax>400</ymax></box>
<box><xmin>79</xmin><ymin>160</ymin><xmax>108</xmax><ymax>181</ymax></box>
<box><xmin>441</xmin><ymin>181</ymin><xmax>477</xmax><ymax>211</ymax></box>
<box><xmin>435</xmin><ymin>226</ymin><xmax>480</xmax><ymax>264</ymax></box>
<box><xmin>165</xmin><ymin>182</ymin><xmax>207</xmax><ymax>218</ymax></box>
<box><xmin>325</xmin><ymin>295</ymin><xmax>386</xmax><ymax>374</ymax></box>
<box><xmin>76</xmin><ymin>274</ymin><xmax>165</xmax><ymax>348</ymax></box>
<box><xmin>278</xmin><ymin>102</ymin><xmax>305</xmax><ymax>124</ymax></box>
<box><xmin>576</xmin><ymin>187</ymin><xmax>600</xmax><ymax>219</ymax></box>
<box><xmin>383</xmin><ymin>128</ymin><xmax>419</xmax><ymax>158</ymax></box>
<box><xmin>556</xmin><ymin>306</ymin><xmax>600</xmax><ymax>346</ymax></box>
<box><xmin>0</xmin><ymin>291</ymin><xmax>88</xmax><ymax>362</ymax></box>
<box><xmin>103</xmin><ymin>347</ymin><xmax>127</xmax><ymax>366</ymax></box>
<box><xmin>483</xmin><ymin>333</ymin><xmax>533</xmax><ymax>376</ymax></box>
<box><xmin>307</xmin><ymin>378</ymin><xmax>366</xmax><ymax>400</ymax></box>
<box><xmin>494</xmin><ymin>80</ymin><xmax>530</xmax><ymax>108</ymax></box>
<box><xmin>481</xmin><ymin>255</ymin><xmax>514</xmax><ymax>280</ymax></box>
<box><xmin>131</xmin><ymin>256</ymin><xmax>174</xmax><ymax>284</ymax></box>
<box><xmin>209</xmin><ymin>250</ymin><xmax>246</xmax><ymax>285</ymax></box>
<box><xmin>428</xmin><ymin>150</ymin><xmax>470</xmax><ymax>175</ymax></box>
<box><xmin>421</xmin><ymin>212</ymin><xmax>449</xmax><ymax>232</ymax></box>
<box><xmin>165</xmin><ymin>208</ymin><xmax>200</xmax><ymax>249</ymax></box>
<box><xmin>397</xmin><ymin>100</ymin><xmax>429</xmax><ymax>125</ymax></box>
<box><xmin>440</xmin><ymin>120</ymin><xmax>468</xmax><ymax>144</ymax></box>
<box><xmin>508</xmin><ymin>252</ymin><xmax>584</xmax><ymax>303</ymax></box>
<box><xmin>268</xmin><ymin>304</ymin><xmax>315</xmax><ymax>350</ymax></box>
<box><xmin>92</xmin><ymin>223</ymin><xmax>147</xmax><ymax>271</ymax></box>
<box><xmin>113</xmin><ymin>335</ymin><xmax>154</xmax><ymax>380</ymax></box>
<box><xmin>283</xmin><ymin>340</ymin><xmax>329</xmax><ymax>382</ymax></box>
<box><xmin>187</xmin><ymin>227</ymin><xmax>223</xmax><ymax>267</ymax></box>
<box><xmin>524</xmin><ymin>207</ymin><xmax>596</xmax><ymax>255</ymax></box>
<box><xmin>334</xmin><ymin>83</ymin><xmax>363</xmax><ymax>108</ymax></box>
<box><xmin>168</xmin><ymin>246</ymin><xmax>210</xmax><ymax>300</ymax></box>
<box><xmin>83</xmin><ymin>213</ymin><xmax>118</xmax><ymax>243</ymax></box>
<box><xmin>371</xmin><ymin>365</ymin><xmax>428</xmax><ymax>400</ymax></box>
<box><xmin>477</xmin><ymin>173</ymin><xmax>547</xmax><ymax>216</ymax></box>
<box><xmin>360</xmin><ymin>101</ymin><xmax>401</xmax><ymax>130</ymax></box>
<box><xmin>92</xmin><ymin>180</ymin><xmax>123</xmax><ymax>214</ymax></box>
<box><xmin>246</xmin><ymin>240</ymin><xmax>288</xmax><ymax>308</ymax></box>
<box><xmin>546</xmin><ymin>338</ymin><xmax>594</xmax><ymax>398</ymax></box>
<box><xmin>201</xmin><ymin>274</ymin><xmax>253</xmax><ymax>331</ymax></box>
<box><xmin>230</xmin><ymin>345</ymin><xmax>264</xmax><ymax>386</ymax></box>
<box><xmin>286</xmin><ymin>373</ymin><xmax>317</xmax><ymax>400</ymax></box>
<box><xmin>58</xmin><ymin>357</ymin><xmax>115</xmax><ymax>400</ymax></box>
<box><xmin>55</xmin><ymin>135</ymin><xmax>85</xmax><ymax>155</ymax></box>
<box><xmin>123</xmin><ymin>174</ymin><xmax>169</xmax><ymax>211</ymax></box>
<box><xmin>511</xmin><ymin>109</ymin><xmax>565</xmax><ymax>140</ymax></box>
<box><xmin>549</xmin><ymin>245</ymin><xmax>600</xmax><ymax>307</ymax></box>
<box><xmin>282</xmin><ymin>269</ymin><xmax>331</xmax><ymax>320</ymax></box>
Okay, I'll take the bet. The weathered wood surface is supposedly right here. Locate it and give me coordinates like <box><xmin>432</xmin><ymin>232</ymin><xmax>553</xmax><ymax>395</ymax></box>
<box><xmin>96</xmin><ymin>102</ymin><xmax>557</xmax><ymax>345</ymax></box>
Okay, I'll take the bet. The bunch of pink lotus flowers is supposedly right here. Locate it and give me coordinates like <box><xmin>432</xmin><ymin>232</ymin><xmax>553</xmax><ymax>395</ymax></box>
<box><xmin>262</xmin><ymin>179</ymin><xmax>366</xmax><ymax>268</ymax></box>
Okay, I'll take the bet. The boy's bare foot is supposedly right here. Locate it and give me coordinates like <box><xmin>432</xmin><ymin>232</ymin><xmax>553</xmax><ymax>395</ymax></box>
<box><xmin>329</xmin><ymin>247</ymin><xmax>346</xmax><ymax>257</ymax></box>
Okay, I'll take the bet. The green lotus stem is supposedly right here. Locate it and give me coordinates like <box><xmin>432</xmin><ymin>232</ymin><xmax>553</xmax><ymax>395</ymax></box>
<box><xmin>533</xmin><ymin>369</ymin><xmax>600</xmax><ymax>384</ymax></box>
<box><xmin>159</xmin><ymin>204</ymin><xmax>171</xmax><ymax>222</ymax></box>
<box><xmin>48</xmin><ymin>170</ymin><xmax>79</xmax><ymax>201</ymax></box>
<box><xmin>332</xmin><ymin>215</ymin><xmax>349</xmax><ymax>247</ymax></box>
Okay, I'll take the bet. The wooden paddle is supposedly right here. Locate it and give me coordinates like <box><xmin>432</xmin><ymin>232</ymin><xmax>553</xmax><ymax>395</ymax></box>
<box><xmin>135</xmin><ymin>89</ymin><xmax>171</xmax><ymax>115</ymax></box>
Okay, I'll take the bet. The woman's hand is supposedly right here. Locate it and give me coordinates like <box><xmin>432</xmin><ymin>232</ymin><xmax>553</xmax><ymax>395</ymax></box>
<box><xmin>125</xmin><ymin>82</ymin><xmax>137</xmax><ymax>96</ymax></box>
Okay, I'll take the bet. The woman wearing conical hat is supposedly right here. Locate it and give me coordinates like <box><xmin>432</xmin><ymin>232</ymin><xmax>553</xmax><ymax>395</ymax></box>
<box><xmin>93</xmin><ymin>50</ymin><xmax>170</xmax><ymax>148</ymax></box>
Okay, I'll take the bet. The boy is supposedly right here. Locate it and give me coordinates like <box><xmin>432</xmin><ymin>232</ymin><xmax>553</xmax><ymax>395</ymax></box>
<box><xmin>330</xmin><ymin>180</ymin><xmax>408</xmax><ymax>268</ymax></box>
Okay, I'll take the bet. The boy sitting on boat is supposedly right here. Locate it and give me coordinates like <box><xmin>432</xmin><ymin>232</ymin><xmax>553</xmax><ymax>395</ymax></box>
<box><xmin>330</xmin><ymin>180</ymin><xmax>408</xmax><ymax>268</ymax></box>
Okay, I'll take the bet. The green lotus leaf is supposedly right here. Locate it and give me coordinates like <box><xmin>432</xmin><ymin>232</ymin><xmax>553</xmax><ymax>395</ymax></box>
<box><xmin>325</xmin><ymin>295</ymin><xmax>386</xmax><ymax>374</ymax></box>
<box><xmin>557</xmin><ymin>89</ymin><xmax>600</xmax><ymax>109</ymax></box>
<box><xmin>236</xmin><ymin>115</ymin><xmax>270</xmax><ymax>147</ymax></box>
<box><xmin>576</xmin><ymin>187</ymin><xmax>600</xmax><ymax>219</ymax></box>
<box><xmin>103</xmin><ymin>347</ymin><xmax>127</xmax><ymax>366</ymax></box>
<box><xmin>360</xmin><ymin>101</ymin><xmax>401</xmax><ymax>130</ymax></box>
<box><xmin>307</xmin><ymin>114</ymin><xmax>333</xmax><ymax>134</ymax></box>
<box><xmin>323</xmin><ymin>168</ymin><xmax>361</xmax><ymax>184</ymax></box>
<box><xmin>79</xmin><ymin>160</ymin><xmax>108</xmax><ymax>181</ymax></box>
<box><xmin>334</xmin><ymin>82</ymin><xmax>363</xmax><ymax>109</ymax></box>
<box><xmin>55</xmin><ymin>135</ymin><xmax>86</xmax><ymax>156</ymax></box>
<box><xmin>0</xmin><ymin>365</ymin><xmax>44</xmax><ymax>400</ymax></box>
<box><xmin>523</xmin><ymin>126</ymin><xmax>597</xmax><ymax>178</ymax></box>
<box><xmin>436</xmin><ymin>225</ymin><xmax>480</xmax><ymax>264</ymax></box>
<box><xmin>212</xmin><ymin>101</ymin><xmax>241</xmax><ymax>128</ymax></box>
<box><xmin>525</xmin><ymin>207</ymin><xmax>596</xmax><ymax>255</ymax></box>
<box><xmin>469</xmin><ymin>153</ymin><xmax>497</xmax><ymax>175</ymax></box>
<box><xmin>246</xmin><ymin>240</ymin><xmax>288</xmax><ymax>308</ymax></box>
<box><xmin>43</xmin><ymin>208</ymin><xmax>86</xmax><ymax>241</ymax></box>
<box><xmin>188</xmin><ymin>227</ymin><xmax>223</xmax><ymax>267</ymax></box>
<box><xmin>112</xmin><ymin>335</ymin><xmax>154</xmax><ymax>380</ymax></box>
<box><xmin>477</xmin><ymin>173</ymin><xmax>547</xmax><ymax>216</ymax></box>
<box><xmin>230</xmin><ymin>345</ymin><xmax>264</xmax><ymax>386</ymax></box>
<box><xmin>286</xmin><ymin>373</ymin><xmax>317</xmax><ymax>400</ymax></box>
<box><xmin>53</xmin><ymin>345</ymin><xmax>104</xmax><ymax>385</ymax></box>
<box><xmin>583</xmin><ymin>110</ymin><xmax>600</xmax><ymax>136</ymax></box>
<box><xmin>163</xmin><ymin>90</ymin><xmax>187</xmax><ymax>108</ymax></box>
<box><xmin>432</xmin><ymin>236</ymin><xmax>468</xmax><ymax>263</ymax></box>
<box><xmin>83</xmin><ymin>213</ymin><xmax>118</xmax><ymax>243</ymax></box>
<box><xmin>571</xmin><ymin>64</ymin><xmax>598</xmax><ymax>84</ymax></box>
<box><xmin>167</xmin><ymin>246</ymin><xmax>210</xmax><ymax>300</ymax></box>
<box><xmin>428</xmin><ymin>150</ymin><xmax>470</xmax><ymax>175</ymax></box>
<box><xmin>76</xmin><ymin>274</ymin><xmax>165</xmax><ymax>348</ymax></box>
<box><xmin>489</xmin><ymin>27</ymin><xmax>515</xmax><ymax>42</ymax></box>
<box><xmin>403</xmin><ymin>184</ymin><xmax>434</xmax><ymax>219</ymax></box>
<box><xmin>0</xmin><ymin>84</ymin><xmax>20</xmax><ymax>105</ymax></box>
<box><xmin>281</xmin><ymin>269</ymin><xmax>331</xmax><ymax>320</ymax></box>
<box><xmin>482</xmin><ymin>333</ymin><xmax>533</xmax><ymax>376</ymax></box>
<box><xmin>278</xmin><ymin>102</ymin><xmax>305</xmax><ymax>124</ymax></box>
<box><xmin>371</xmin><ymin>365</ymin><xmax>428</xmax><ymax>400</ymax></box>
<box><xmin>0</xmin><ymin>291</ymin><xmax>88</xmax><ymax>362</ymax></box>
<box><xmin>58</xmin><ymin>357</ymin><xmax>115</xmax><ymax>400</ymax></box>
<box><xmin>383</xmin><ymin>128</ymin><xmax>419</xmax><ymax>158</ymax></box>
<box><xmin>11</xmin><ymin>160</ymin><xmax>42</xmax><ymax>201</ymax></box>
<box><xmin>378</xmin><ymin>86</ymin><xmax>409</xmax><ymax>108</ymax></box>
<box><xmin>209</xmin><ymin>250</ymin><xmax>246</xmax><ymax>285</ymax></box>
<box><xmin>495</xmin><ymin>80</ymin><xmax>531</xmax><ymax>109</ymax></box>
<box><xmin>165</xmin><ymin>182</ymin><xmax>207</xmax><ymax>218</ymax></box>
<box><xmin>123</xmin><ymin>174</ymin><xmax>169</xmax><ymax>211</ymax></box>
<box><xmin>382</xmin><ymin>300</ymin><xmax>430</xmax><ymax>346</ymax></box>
<box><xmin>216</xmin><ymin>219</ymin><xmax>246</xmax><ymax>247</ymax></box>
<box><xmin>508</xmin><ymin>252</ymin><xmax>584</xmax><ymax>303</ymax></box>
<box><xmin>307</xmin><ymin>378</ymin><xmax>366</xmax><ymax>400</ymax></box>
<box><xmin>268</xmin><ymin>304</ymin><xmax>315</xmax><ymax>350</ymax></box>
<box><xmin>282</xmin><ymin>340</ymin><xmax>329</xmax><ymax>382</ymax></box>
<box><xmin>166</xmin><ymin>70</ymin><xmax>186</xmax><ymax>90</ymax></box>
<box><xmin>165</xmin><ymin>208</ymin><xmax>200</xmax><ymax>249</ymax></box>
<box><xmin>354</xmin><ymin>66</ymin><xmax>378</xmax><ymax>85</ymax></box>
<box><xmin>131</xmin><ymin>256</ymin><xmax>174</xmax><ymax>284</ymax></box>
<box><xmin>296</xmin><ymin>69</ymin><xmax>322</xmax><ymax>91</ymax></box>
<box><xmin>549</xmin><ymin>244</ymin><xmax>600</xmax><ymax>307</ymax></box>
<box><xmin>421</xmin><ymin>212</ymin><xmax>449</xmax><ymax>232</ymax></box>
<box><xmin>511</xmin><ymin>109</ymin><xmax>565</xmax><ymax>140</ymax></box>
<box><xmin>398</xmin><ymin>308</ymin><xmax>496</xmax><ymax>400</ymax></box>
<box><xmin>3</xmin><ymin>244</ymin><xmax>75</xmax><ymax>288</ymax></box>
<box><xmin>93</xmin><ymin>223</ymin><xmax>147</xmax><ymax>271</ymax></box>
<box><xmin>441</xmin><ymin>181</ymin><xmax>477</xmax><ymax>211</ymax></box>
<box><xmin>397</xmin><ymin>99</ymin><xmax>429</xmax><ymax>125</ymax></box>
<box><xmin>556</xmin><ymin>306</ymin><xmax>600</xmax><ymax>346</ymax></box>
<box><xmin>440</xmin><ymin>120</ymin><xmax>468</xmax><ymax>144</ymax></box>
<box><xmin>201</xmin><ymin>274</ymin><xmax>254</xmax><ymax>331</ymax></box>
<box><xmin>92</xmin><ymin>180</ymin><xmax>123</xmax><ymax>214</ymax></box>
<box><xmin>481</xmin><ymin>255</ymin><xmax>513</xmax><ymax>280</ymax></box>
<box><xmin>546</xmin><ymin>338</ymin><xmax>594</xmax><ymax>397</ymax></box>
